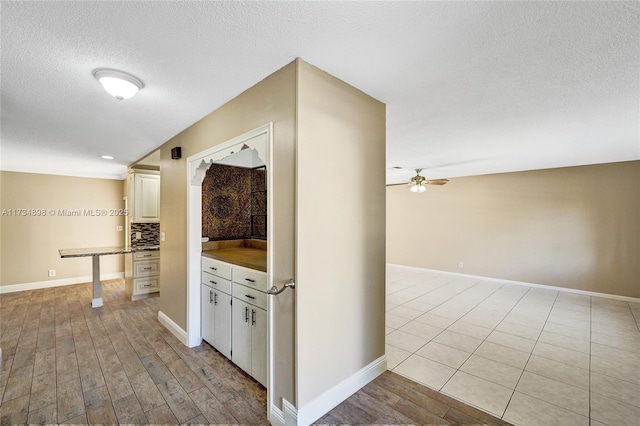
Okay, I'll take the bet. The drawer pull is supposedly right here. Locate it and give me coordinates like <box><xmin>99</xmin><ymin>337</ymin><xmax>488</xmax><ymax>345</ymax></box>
<box><xmin>142</xmin><ymin>283</ymin><xmax>153</xmax><ymax>287</ymax></box>
<box><xmin>245</xmin><ymin>278</ymin><xmax>256</xmax><ymax>283</ymax></box>
<box><xmin>142</xmin><ymin>254</ymin><xmax>151</xmax><ymax>257</ymax></box>
<box><xmin>245</xmin><ymin>294</ymin><xmax>255</xmax><ymax>300</ymax></box>
<box><xmin>209</xmin><ymin>280</ymin><xmax>217</xmax><ymax>285</ymax></box>
<box><xmin>142</xmin><ymin>267</ymin><xmax>153</xmax><ymax>271</ymax></box>
<box><xmin>209</xmin><ymin>266</ymin><xmax>217</xmax><ymax>271</ymax></box>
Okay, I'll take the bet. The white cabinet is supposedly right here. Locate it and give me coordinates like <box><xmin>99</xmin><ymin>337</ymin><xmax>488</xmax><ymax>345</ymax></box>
<box><xmin>201</xmin><ymin>258</ymin><xmax>232</xmax><ymax>360</ymax></box>
<box><xmin>125</xmin><ymin>250</ymin><xmax>160</xmax><ymax>300</ymax></box>
<box><xmin>201</xmin><ymin>281</ymin><xmax>232</xmax><ymax>359</ymax></box>
<box><xmin>231</xmin><ymin>294</ymin><xmax>267</xmax><ymax>387</ymax></box>
<box><xmin>201</xmin><ymin>255</ymin><xmax>267</xmax><ymax>387</ymax></box>
<box><xmin>131</xmin><ymin>172</ymin><xmax>160</xmax><ymax>223</ymax></box>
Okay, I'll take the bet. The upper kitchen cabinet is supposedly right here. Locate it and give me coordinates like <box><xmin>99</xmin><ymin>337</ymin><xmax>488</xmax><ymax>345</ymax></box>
<box><xmin>130</xmin><ymin>171</ymin><xmax>160</xmax><ymax>223</ymax></box>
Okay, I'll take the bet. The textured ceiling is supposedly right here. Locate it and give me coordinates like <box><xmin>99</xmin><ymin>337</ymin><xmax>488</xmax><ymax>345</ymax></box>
<box><xmin>1</xmin><ymin>1</ymin><xmax>638</xmax><ymax>182</ymax></box>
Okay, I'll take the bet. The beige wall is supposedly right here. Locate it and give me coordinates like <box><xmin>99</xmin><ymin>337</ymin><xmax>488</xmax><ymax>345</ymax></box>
<box><xmin>157</xmin><ymin>62</ymin><xmax>297</xmax><ymax>408</ymax></box>
<box><xmin>0</xmin><ymin>171</ymin><xmax>125</xmax><ymax>286</ymax></box>
<box><xmin>296</xmin><ymin>61</ymin><xmax>386</xmax><ymax>408</ymax></box>
<box><xmin>387</xmin><ymin>161</ymin><xmax>640</xmax><ymax>298</ymax></box>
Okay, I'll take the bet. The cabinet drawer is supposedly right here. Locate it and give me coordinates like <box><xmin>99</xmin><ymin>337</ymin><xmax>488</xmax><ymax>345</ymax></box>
<box><xmin>134</xmin><ymin>251</ymin><xmax>160</xmax><ymax>261</ymax></box>
<box><xmin>202</xmin><ymin>257</ymin><xmax>232</xmax><ymax>280</ymax></box>
<box><xmin>134</xmin><ymin>277</ymin><xmax>159</xmax><ymax>294</ymax></box>
<box><xmin>233</xmin><ymin>282</ymin><xmax>267</xmax><ymax>310</ymax></box>
<box><xmin>201</xmin><ymin>271</ymin><xmax>232</xmax><ymax>295</ymax></box>
<box><xmin>233</xmin><ymin>266</ymin><xmax>267</xmax><ymax>292</ymax></box>
<box><xmin>134</xmin><ymin>260</ymin><xmax>160</xmax><ymax>277</ymax></box>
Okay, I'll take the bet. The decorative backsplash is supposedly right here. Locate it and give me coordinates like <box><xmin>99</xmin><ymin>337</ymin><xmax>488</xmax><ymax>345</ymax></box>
<box><xmin>202</xmin><ymin>164</ymin><xmax>267</xmax><ymax>240</ymax></box>
<box><xmin>131</xmin><ymin>222</ymin><xmax>160</xmax><ymax>247</ymax></box>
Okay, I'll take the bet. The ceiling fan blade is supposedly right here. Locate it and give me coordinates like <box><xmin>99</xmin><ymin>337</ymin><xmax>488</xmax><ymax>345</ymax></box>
<box><xmin>386</xmin><ymin>182</ymin><xmax>410</xmax><ymax>187</ymax></box>
<box><xmin>426</xmin><ymin>179</ymin><xmax>449</xmax><ymax>185</ymax></box>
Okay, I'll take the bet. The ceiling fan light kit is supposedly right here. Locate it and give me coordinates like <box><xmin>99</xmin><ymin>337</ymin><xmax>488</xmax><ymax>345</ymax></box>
<box><xmin>93</xmin><ymin>68</ymin><xmax>144</xmax><ymax>100</ymax></box>
<box><xmin>388</xmin><ymin>167</ymin><xmax>450</xmax><ymax>192</ymax></box>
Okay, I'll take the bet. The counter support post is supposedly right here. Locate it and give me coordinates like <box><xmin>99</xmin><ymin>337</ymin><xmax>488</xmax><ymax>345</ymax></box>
<box><xmin>92</xmin><ymin>255</ymin><xmax>103</xmax><ymax>308</ymax></box>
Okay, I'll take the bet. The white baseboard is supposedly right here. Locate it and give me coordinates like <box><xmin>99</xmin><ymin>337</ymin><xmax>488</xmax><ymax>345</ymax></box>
<box><xmin>269</xmin><ymin>402</ymin><xmax>286</xmax><ymax>426</ymax></box>
<box><xmin>283</xmin><ymin>399</ymin><xmax>297</xmax><ymax>426</ymax></box>
<box><xmin>296</xmin><ymin>355</ymin><xmax>387</xmax><ymax>426</ymax></box>
<box><xmin>0</xmin><ymin>272</ymin><xmax>124</xmax><ymax>294</ymax></box>
<box><xmin>158</xmin><ymin>310</ymin><xmax>189</xmax><ymax>346</ymax></box>
<box><xmin>388</xmin><ymin>264</ymin><xmax>640</xmax><ymax>303</ymax></box>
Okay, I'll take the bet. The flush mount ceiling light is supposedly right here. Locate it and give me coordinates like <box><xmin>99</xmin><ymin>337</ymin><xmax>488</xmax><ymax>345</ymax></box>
<box><xmin>93</xmin><ymin>68</ymin><xmax>144</xmax><ymax>100</ymax></box>
<box><xmin>101</xmin><ymin>155</ymin><xmax>114</xmax><ymax>160</ymax></box>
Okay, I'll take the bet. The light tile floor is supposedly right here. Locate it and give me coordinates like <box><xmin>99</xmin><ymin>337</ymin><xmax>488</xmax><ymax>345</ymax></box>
<box><xmin>386</xmin><ymin>265</ymin><xmax>640</xmax><ymax>426</ymax></box>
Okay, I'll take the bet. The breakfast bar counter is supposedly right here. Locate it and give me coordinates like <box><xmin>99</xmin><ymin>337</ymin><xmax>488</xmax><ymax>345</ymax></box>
<box><xmin>59</xmin><ymin>245</ymin><xmax>159</xmax><ymax>307</ymax></box>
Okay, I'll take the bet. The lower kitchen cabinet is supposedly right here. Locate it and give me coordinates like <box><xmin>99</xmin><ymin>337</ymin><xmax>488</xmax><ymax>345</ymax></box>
<box><xmin>232</xmin><ymin>297</ymin><xmax>267</xmax><ymax>387</ymax></box>
<box><xmin>202</xmin><ymin>283</ymin><xmax>232</xmax><ymax>360</ymax></box>
<box><xmin>201</xmin><ymin>255</ymin><xmax>267</xmax><ymax>387</ymax></box>
<box><xmin>125</xmin><ymin>250</ymin><xmax>160</xmax><ymax>300</ymax></box>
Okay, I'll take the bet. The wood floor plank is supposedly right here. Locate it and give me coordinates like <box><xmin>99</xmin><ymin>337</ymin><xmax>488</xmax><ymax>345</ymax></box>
<box><xmin>0</xmin><ymin>393</ymin><xmax>30</xmax><ymax>424</ymax></box>
<box><xmin>156</xmin><ymin>378</ymin><xmax>201</xmax><ymax>422</ymax></box>
<box><xmin>144</xmin><ymin>403</ymin><xmax>179</xmax><ymax>424</ymax></box>
<box><xmin>29</xmin><ymin>371</ymin><xmax>56</xmax><ymax>411</ymax></box>
<box><xmin>103</xmin><ymin>367</ymin><xmax>134</xmax><ymax>400</ymax></box>
<box><xmin>112</xmin><ymin>393</ymin><xmax>143</xmax><ymax>422</ymax></box>
<box><xmin>55</xmin><ymin>352</ymin><xmax>79</xmax><ymax>385</ymax></box>
<box><xmin>27</xmin><ymin>402</ymin><xmax>57</xmax><ymax>425</ymax></box>
<box><xmin>189</xmin><ymin>386</ymin><xmax>239</xmax><ymax>424</ymax></box>
<box><xmin>393</xmin><ymin>398</ymin><xmax>454</xmax><ymax>425</ymax></box>
<box><xmin>166</xmin><ymin>357</ymin><xmax>205</xmax><ymax>393</ymax></box>
<box><xmin>2</xmin><ymin>366</ymin><xmax>33</xmax><ymax>402</ymax></box>
<box><xmin>56</xmin><ymin>378</ymin><xmax>85</xmax><ymax>423</ymax></box>
<box><xmin>129</xmin><ymin>370</ymin><xmax>166</xmax><ymax>412</ymax></box>
<box><xmin>33</xmin><ymin>348</ymin><xmax>56</xmax><ymax>377</ymax></box>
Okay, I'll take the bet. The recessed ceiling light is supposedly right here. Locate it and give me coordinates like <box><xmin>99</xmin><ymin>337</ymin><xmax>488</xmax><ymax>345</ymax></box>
<box><xmin>93</xmin><ymin>68</ymin><xmax>144</xmax><ymax>100</ymax></box>
<box><xmin>101</xmin><ymin>155</ymin><xmax>114</xmax><ymax>160</ymax></box>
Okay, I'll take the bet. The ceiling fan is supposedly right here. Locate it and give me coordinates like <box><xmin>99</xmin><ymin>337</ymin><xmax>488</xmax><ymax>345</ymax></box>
<box><xmin>387</xmin><ymin>168</ymin><xmax>449</xmax><ymax>192</ymax></box>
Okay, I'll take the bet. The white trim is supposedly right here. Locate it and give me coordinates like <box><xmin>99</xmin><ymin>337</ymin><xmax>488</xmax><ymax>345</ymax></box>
<box><xmin>0</xmin><ymin>272</ymin><xmax>124</xmax><ymax>294</ymax></box>
<box><xmin>283</xmin><ymin>399</ymin><xmax>298</xmax><ymax>426</ymax></box>
<box><xmin>158</xmin><ymin>310</ymin><xmax>190</xmax><ymax>346</ymax></box>
<box><xmin>269</xmin><ymin>403</ymin><xmax>286</xmax><ymax>426</ymax></box>
<box><xmin>389</xmin><ymin>264</ymin><xmax>640</xmax><ymax>303</ymax></box>
<box><xmin>185</xmin><ymin>124</ymin><xmax>272</xmax><ymax>349</ymax></box>
<box><xmin>296</xmin><ymin>355</ymin><xmax>387</xmax><ymax>426</ymax></box>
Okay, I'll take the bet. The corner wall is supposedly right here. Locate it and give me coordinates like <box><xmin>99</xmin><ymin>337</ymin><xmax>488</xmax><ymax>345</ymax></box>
<box><xmin>0</xmin><ymin>171</ymin><xmax>125</xmax><ymax>288</ymax></box>
<box><xmin>295</xmin><ymin>61</ymin><xmax>386</xmax><ymax>415</ymax></box>
<box><xmin>387</xmin><ymin>160</ymin><xmax>640</xmax><ymax>298</ymax></box>
<box><xmin>157</xmin><ymin>61</ymin><xmax>296</xmax><ymax>410</ymax></box>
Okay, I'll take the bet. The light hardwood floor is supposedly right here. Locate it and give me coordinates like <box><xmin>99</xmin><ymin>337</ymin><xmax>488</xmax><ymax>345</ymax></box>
<box><xmin>1</xmin><ymin>279</ymin><xmax>511</xmax><ymax>425</ymax></box>
<box><xmin>0</xmin><ymin>280</ymin><xmax>267</xmax><ymax>425</ymax></box>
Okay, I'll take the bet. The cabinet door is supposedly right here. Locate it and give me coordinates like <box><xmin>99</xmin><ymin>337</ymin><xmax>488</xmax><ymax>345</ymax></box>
<box><xmin>134</xmin><ymin>173</ymin><xmax>160</xmax><ymax>222</ymax></box>
<box><xmin>231</xmin><ymin>298</ymin><xmax>251</xmax><ymax>375</ymax></box>
<box><xmin>251</xmin><ymin>306</ymin><xmax>268</xmax><ymax>387</ymax></box>
<box><xmin>201</xmin><ymin>284</ymin><xmax>215</xmax><ymax>344</ymax></box>
<box><xmin>213</xmin><ymin>291</ymin><xmax>232</xmax><ymax>360</ymax></box>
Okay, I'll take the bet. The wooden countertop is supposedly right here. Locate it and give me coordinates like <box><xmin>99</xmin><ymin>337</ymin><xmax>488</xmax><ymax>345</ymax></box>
<box><xmin>202</xmin><ymin>247</ymin><xmax>267</xmax><ymax>272</ymax></box>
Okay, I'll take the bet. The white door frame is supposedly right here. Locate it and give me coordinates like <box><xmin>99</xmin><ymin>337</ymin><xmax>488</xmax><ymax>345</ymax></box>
<box><xmin>185</xmin><ymin>122</ymin><xmax>274</xmax><ymax>412</ymax></box>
